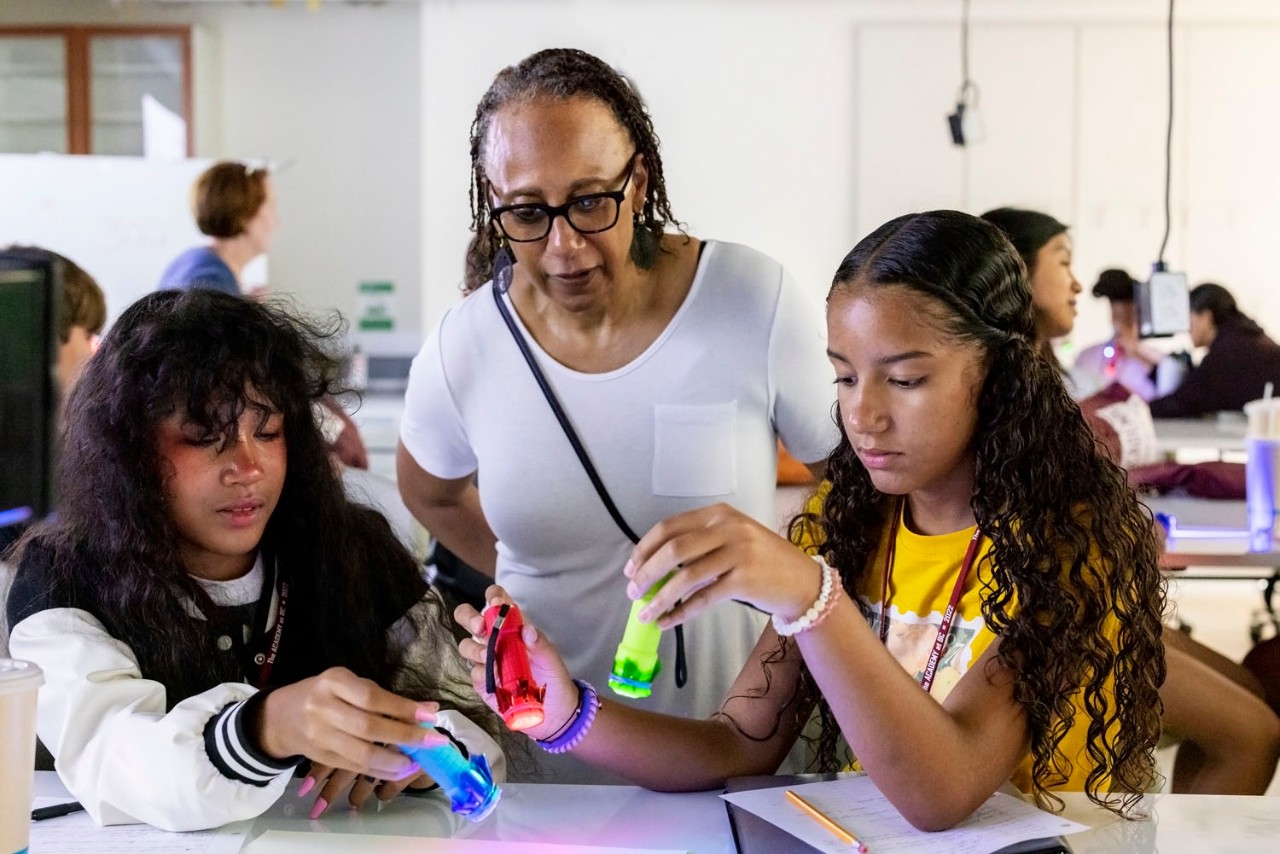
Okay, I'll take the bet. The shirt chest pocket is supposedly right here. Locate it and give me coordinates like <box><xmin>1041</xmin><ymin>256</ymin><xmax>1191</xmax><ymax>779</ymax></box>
<box><xmin>652</xmin><ymin>402</ymin><xmax>738</xmax><ymax>497</ymax></box>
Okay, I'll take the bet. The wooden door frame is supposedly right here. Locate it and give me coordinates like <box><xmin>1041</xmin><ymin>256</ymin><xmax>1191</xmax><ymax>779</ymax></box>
<box><xmin>0</xmin><ymin>24</ymin><xmax>193</xmax><ymax>155</ymax></box>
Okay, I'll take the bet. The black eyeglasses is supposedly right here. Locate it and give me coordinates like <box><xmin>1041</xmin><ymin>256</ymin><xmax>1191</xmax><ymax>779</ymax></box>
<box><xmin>489</xmin><ymin>153</ymin><xmax>638</xmax><ymax>243</ymax></box>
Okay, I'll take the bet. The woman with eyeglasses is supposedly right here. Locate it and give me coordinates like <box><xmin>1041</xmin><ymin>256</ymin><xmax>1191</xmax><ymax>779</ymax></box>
<box><xmin>397</xmin><ymin>48</ymin><xmax>838</xmax><ymax>782</ymax></box>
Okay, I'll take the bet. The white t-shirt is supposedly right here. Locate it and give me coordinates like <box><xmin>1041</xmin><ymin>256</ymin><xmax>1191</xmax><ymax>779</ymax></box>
<box><xmin>401</xmin><ymin>240</ymin><xmax>837</xmax><ymax>778</ymax></box>
<box><xmin>1071</xmin><ymin>339</ymin><xmax>1184</xmax><ymax>402</ymax></box>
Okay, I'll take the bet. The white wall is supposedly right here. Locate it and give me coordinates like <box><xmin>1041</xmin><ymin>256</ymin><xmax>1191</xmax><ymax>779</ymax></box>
<box><xmin>421</xmin><ymin>0</ymin><xmax>1280</xmax><ymax>356</ymax></box>
<box><xmin>420</xmin><ymin>0</ymin><xmax>858</xmax><ymax>327</ymax></box>
<box><xmin>420</xmin><ymin>0</ymin><xmax>859</xmax><ymax>328</ymax></box>
<box><xmin>849</xmin><ymin>5</ymin><xmax>1280</xmax><ymax>356</ymax></box>
<box><xmin>0</xmin><ymin>0</ymin><xmax>423</xmax><ymax>337</ymax></box>
<box><xmin>5</xmin><ymin>0</ymin><xmax>1279</xmax><ymax>356</ymax></box>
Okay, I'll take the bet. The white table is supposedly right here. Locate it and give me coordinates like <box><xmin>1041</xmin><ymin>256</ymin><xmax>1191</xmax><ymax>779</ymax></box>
<box><xmin>1152</xmin><ymin>417</ymin><xmax>1247</xmax><ymax>458</ymax></box>
<box><xmin>31</xmin><ymin>772</ymin><xmax>1280</xmax><ymax>853</ymax></box>
<box><xmin>1144</xmin><ymin>496</ymin><xmax>1280</xmax><ymax>568</ymax></box>
<box><xmin>1142</xmin><ymin>495</ymin><xmax>1279</xmax><ymax>639</ymax></box>
<box><xmin>32</xmin><ymin>773</ymin><xmax>732</xmax><ymax>854</ymax></box>
<box><xmin>1053</xmin><ymin>792</ymin><xmax>1280</xmax><ymax>852</ymax></box>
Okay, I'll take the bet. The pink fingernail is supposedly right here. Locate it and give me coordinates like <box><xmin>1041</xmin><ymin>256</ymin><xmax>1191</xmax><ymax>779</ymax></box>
<box><xmin>309</xmin><ymin>797</ymin><xmax>328</xmax><ymax>820</ymax></box>
<box><xmin>415</xmin><ymin>706</ymin><xmax>436</xmax><ymax>723</ymax></box>
<box><xmin>623</xmin><ymin>559</ymin><xmax>635</xmax><ymax>577</ymax></box>
<box><xmin>297</xmin><ymin>776</ymin><xmax>315</xmax><ymax>797</ymax></box>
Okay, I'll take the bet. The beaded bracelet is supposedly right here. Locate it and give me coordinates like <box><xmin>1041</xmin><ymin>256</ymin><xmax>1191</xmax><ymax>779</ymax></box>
<box><xmin>536</xmin><ymin>680</ymin><xmax>600</xmax><ymax>754</ymax></box>
<box><xmin>538</xmin><ymin>699</ymin><xmax>580</xmax><ymax>744</ymax></box>
<box><xmin>771</xmin><ymin>556</ymin><xmax>843</xmax><ymax>637</ymax></box>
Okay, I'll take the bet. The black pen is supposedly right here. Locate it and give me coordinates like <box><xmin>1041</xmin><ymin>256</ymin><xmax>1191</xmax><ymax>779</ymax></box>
<box><xmin>31</xmin><ymin>801</ymin><xmax>85</xmax><ymax>821</ymax></box>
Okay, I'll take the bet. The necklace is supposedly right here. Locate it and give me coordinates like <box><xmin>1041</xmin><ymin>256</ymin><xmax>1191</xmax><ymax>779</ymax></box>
<box><xmin>877</xmin><ymin>499</ymin><xmax>984</xmax><ymax>693</ymax></box>
<box><xmin>250</xmin><ymin>561</ymin><xmax>288</xmax><ymax>688</ymax></box>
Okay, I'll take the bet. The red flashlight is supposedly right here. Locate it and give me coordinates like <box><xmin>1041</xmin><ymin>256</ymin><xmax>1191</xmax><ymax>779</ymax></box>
<box><xmin>483</xmin><ymin>603</ymin><xmax>545</xmax><ymax>731</ymax></box>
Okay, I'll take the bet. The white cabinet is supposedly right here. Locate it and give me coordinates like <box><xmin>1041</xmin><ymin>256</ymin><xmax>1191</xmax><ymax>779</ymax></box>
<box><xmin>853</xmin><ymin>18</ymin><xmax>1280</xmax><ymax>349</ymax></box>
<box><xmin>853</xmin><ymin>24</ymin><xmax>1076</xmax><ymax>241</ymax></box>
<box><xmin>1183</xmin><ymin>25</ymin><xmax>1280</xmax><ymax>328</ymax></box>
<box><xmin>1074</xmin><ymin>24</ymin><xmax>1177</xmax><ymax>290</ymax></box>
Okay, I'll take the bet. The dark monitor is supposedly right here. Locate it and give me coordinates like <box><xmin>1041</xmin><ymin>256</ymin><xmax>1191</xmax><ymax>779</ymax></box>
<box><xmin>0</xmin><ymin>247</ymin><xmax>62</xmax><ymax>525</ymax></box>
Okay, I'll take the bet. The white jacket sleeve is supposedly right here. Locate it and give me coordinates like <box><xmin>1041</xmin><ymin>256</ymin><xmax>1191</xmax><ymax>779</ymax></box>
<box><xmin>389</xmin><ymin>598</ymin><xmax>507</xmax><ymax>784</ymax></box>
<box><xmin>433</xmin><ymin>709</ymin><xmax>507</xmax><ymax>784</ymax></box>
<box><xmin>9</xmin><ymin>607</ymin><xmax>296</xmax><ymax>831</ymax></box>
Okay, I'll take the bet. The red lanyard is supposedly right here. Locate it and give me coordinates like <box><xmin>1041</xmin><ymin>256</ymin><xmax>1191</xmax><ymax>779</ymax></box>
<box><xmin>255</xmin><ymin>580</ymin><xmax>288</xmax><ymax>688</ymax></box>
<box><xmin>878</xmin><ymin>500</ymin><xmax>984</xmax><ymax>694</ymax></box>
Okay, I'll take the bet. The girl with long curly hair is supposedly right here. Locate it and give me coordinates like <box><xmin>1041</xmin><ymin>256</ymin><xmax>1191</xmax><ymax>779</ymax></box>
<box><xmin>4</xmin><ymin>289</ymin><xmax>504</xmax><ymax>832</ymax></box>
<box><xmin>453</xmin><ymin>210</ymin><xmax>1167</xmax><ymax>830</ymax></box>
<box><xmin>983</xmin><ymin>206</ymin><xmax>1280</xmax><ymax>795</ymax></box>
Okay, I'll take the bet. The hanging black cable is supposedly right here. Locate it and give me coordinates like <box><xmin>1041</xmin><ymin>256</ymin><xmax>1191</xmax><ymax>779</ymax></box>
<box><xmin>1156</xmin><ymin>0</ymin><xmax>1175</xmax><ymax>268</ymax></box>
<box><xmin>947</xmin><ymin>0</ymin><xmax>980</xmax><ymax>145</ymax></box>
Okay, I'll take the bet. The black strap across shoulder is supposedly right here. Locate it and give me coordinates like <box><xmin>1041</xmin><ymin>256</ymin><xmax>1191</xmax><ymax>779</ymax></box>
<box><xmin>492</xmin><ymin>278</ymin><xmax>687</xmax><ymax>688</ymax></box>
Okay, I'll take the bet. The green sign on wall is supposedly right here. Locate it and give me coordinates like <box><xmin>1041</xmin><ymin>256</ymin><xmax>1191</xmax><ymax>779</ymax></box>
<box><xmin>357</xmin><ymin>280</ymin><xmax>395</xmax><ymax>331</ymax></box>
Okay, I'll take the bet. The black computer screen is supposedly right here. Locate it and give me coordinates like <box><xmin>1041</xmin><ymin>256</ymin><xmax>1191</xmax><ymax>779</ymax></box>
<box><xmin>0</xmin><ymin>248</ymin><xmax>61</xmax><ymax>524</ymax></box>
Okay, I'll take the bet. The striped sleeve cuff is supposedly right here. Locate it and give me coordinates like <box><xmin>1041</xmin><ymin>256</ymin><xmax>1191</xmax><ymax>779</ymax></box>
<box><xmin>203</xmin><ymin>694</ymin><xmax>301</xmax><ymax>786</ymax></box>
<box><xmin>439</xmin><ymin>724</ymin><xmax>470</xmax><ymax>760</ymax></box>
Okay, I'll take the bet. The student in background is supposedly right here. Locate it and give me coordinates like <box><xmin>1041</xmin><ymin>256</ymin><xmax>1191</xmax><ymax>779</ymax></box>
<box><xmin>1071</xmin><ymin>268</ymin><xmax>1185</xmax><ymax>401</ymax></box>
<box><xmin>980</xmin><ymin>209</ymin><xmax>1159</xmax><ymax>466</ymax></box>
<box><xmin>455</xmin><ymin>211</ymin><xmax>1166</xmax><ymax>829</ymax></box>
<box><xmin>1148</xmin><ymin>282</ymin><xmax>1280</xmax><ymax>418</ymax></box>
<box><xmin>0</xmin><ymin>246</ymin><xmax>106</xmax><ymax>556</ymax></box>
<box><xmin>5</xmin><ymin>290</ymin><xmax>505</xmax><ymax>831</ymax></box>
<box><xmin>47</xmin><ymin>249</ymin><xmax>107</xmax><ymax>395</ymax></box>
<box><xmin>157</xmin><ymin>161</ymin><xmax>275</xmax><ymax>297</ymax></box>
<box><xmin>984</xmin><ymin>208</ymin><xmax>1280</xmax><ymax>795</ymax></box>
<box><xmin>977</xmin><ymin>207</ymin><xmax>1081</xmax><ymax>363</ymax></box>
<box><xmin>1</xmin><ymin>245</ymin><xmax>106</xmax><ymax>400</ymax></box>
<box><xmin>397</xmin><ymin>48</ymin><xmax>837</xmax><ymax>782</ymax></box>
<box><xmin>157</xmin><ymin>161</ymin><xmax>369</xmax><ymax>469</ymax></box>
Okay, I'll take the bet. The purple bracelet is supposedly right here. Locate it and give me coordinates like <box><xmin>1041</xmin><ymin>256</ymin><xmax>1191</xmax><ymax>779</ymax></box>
<box><xmin>536</xmin><ymin>680</ymin><xmax>600</xmax><ymax>754</ymax></box>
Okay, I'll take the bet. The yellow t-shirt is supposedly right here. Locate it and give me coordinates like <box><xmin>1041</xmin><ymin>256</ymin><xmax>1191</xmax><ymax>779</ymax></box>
<box><xmin>844</xmin><ymin>508</ymin><xmax>1116</xmax><ymax>792</ymax></box>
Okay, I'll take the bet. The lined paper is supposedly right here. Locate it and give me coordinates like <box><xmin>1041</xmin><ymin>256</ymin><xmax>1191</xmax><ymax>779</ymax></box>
<box><xmin>28</xmin><ymin>798</ymin><xmax>247</xmax><ymax>854</ymax></box>
<box><xmin>722</xmin><ymin>776</ymin><xmax>1087</xmax><ymax>854</ymax></box>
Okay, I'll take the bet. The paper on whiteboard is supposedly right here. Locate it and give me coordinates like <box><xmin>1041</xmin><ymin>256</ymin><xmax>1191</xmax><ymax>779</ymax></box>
<box><xmin>721</xmin><ymin>776</ymin><xmax>1088</xmax><ymax>854</ymax></box>
<box><xmin>142</xmin><ymin>94</ymin><xmax>187</xmax><ymax>161</ymax></box>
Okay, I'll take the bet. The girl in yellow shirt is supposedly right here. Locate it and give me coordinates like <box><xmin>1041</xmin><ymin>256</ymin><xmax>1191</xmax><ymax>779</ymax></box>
<box><xmin>456</xmin><ymin>210</ymin><xmax>1165</xmax><ymax>830</ymax></box>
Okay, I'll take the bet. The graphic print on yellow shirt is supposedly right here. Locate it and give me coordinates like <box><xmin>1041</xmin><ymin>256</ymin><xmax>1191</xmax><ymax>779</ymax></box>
<box><xmin>855</xmin><ymin>513</ymin><xmax>998</xmax><ymax>702</ymax></box>
<box><xmin>847</xmin><ymin>507</ymin><xmax>1112</xmax><ymax>792</ymax></box>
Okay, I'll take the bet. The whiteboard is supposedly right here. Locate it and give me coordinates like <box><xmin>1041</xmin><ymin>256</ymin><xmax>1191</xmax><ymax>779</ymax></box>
<box><xmin>0</xmin><ymin>154</ymin><xmax>242</xmax><ymax>327</ymax></box>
